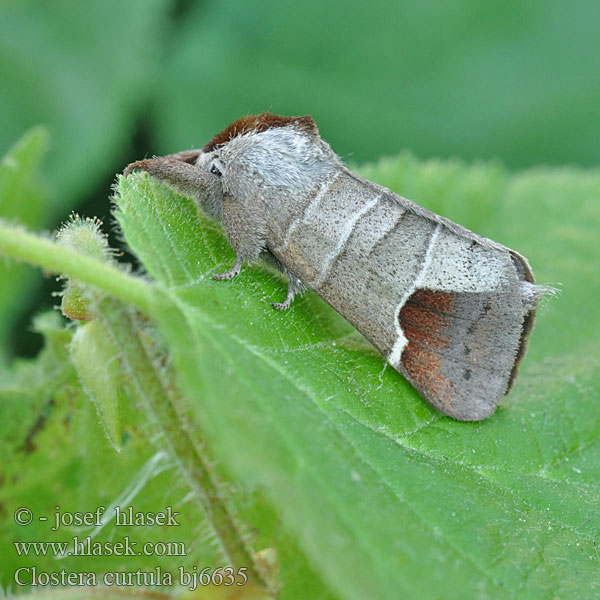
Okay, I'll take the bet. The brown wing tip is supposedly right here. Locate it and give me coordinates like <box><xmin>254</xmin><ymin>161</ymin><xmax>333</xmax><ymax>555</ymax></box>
<box><xmin>202</xmin><ymin>113</ymin><xmax>317</xmax><ymax>152</ymax></box>
<box><xmin>398</xmin><ymin>288</ymin><xmax>519</xmax><ymax>421</ymax></box>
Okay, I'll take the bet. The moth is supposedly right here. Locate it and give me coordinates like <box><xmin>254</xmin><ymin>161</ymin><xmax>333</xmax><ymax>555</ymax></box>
<box><xmin>124</xmin><ymin>113</ymin><xmax>547</xmax><ymax>421</ymax></box>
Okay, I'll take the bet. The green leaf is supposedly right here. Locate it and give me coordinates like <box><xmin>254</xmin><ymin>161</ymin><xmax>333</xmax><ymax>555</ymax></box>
<box><xmin>0</xmin><ymin>224</ymin><xmax>285</xmax><ymax>595</ymax></box>
<box><xmin>1</xmin><ymin>155</ymin><xmax>598</xmax><ymax>599</ymax></box>
<box><xmin>0</xmin><ymin>0</ymin><xmax>169</xmax><ymax>214</ymax></box>
<box><xmin>1</xmin><ymin>311</ymin><xmax>205</xmax><ymax>585</ymax></box>
<box><xmin>0</xmin><ymin>306</ymin><xmax>282</xmax><ymax>596</ymax></box>
<box><xmin>71</xmin><ymin>321</ymin><xmax>122</xmax><ymax>451</ymax></box>
<box><xmin>0</xmin><ymin>126</ymin><xmax>48</xmax><ymax>223</ymax></box>
<box><xmin>110</xmin><ymin>163</ymin><xmax>599</xmax><ymax>600</ymax></box>
<box><xmin>153</xmin><ymin>0</ymin><xmax>600</xmax><ymax>169</ymax></box>
<box><xmin>0</xmin><ymin>127</ymin><xmax>49</xmax><ymax>361</ymax></box>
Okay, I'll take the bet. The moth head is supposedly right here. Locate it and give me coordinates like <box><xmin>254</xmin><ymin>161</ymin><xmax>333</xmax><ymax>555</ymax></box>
<box><xmin>200</xmin><ymin>113</ymin><xmax>339</xmax><ymax>196</ymax></box>
<box><xmin>207</xmin><ymin>156</ymin><xmax>224</xmax><ymax>178</ymax></box>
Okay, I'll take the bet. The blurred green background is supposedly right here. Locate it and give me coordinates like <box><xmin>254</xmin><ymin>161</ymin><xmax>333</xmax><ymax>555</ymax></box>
<box><xmin>1</xmin><ymin>0</ymin><xmax>599</xmax><ymax>359</ymax></box>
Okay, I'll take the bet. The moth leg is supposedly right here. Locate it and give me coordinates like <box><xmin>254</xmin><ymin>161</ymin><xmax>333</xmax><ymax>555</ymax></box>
<box><xmin>123</xmin><ymin>157</ymin><xmax>206</xmax><ymax>187</ymax></box>
<box><xmin>123</xmin><ymin>155</ymin><xmax>223</xmax><ymax>220</ymax></box>
<box><xmin>123</xmin><ymin>150</ymin><xmax>202</xmax><ymax>177</ymax></box>
<box><xmin>272</xmin><ymin>284</ymin><xmax>295</xmax><ymax>310</ymax></box>
<box><xmin>272</xmin><ymin>272</ymin><xmax>304</xmax><ymax>310</ymax></box>
<box><xmin>213</xmin><ymin>192</ymin><xmax>267</xmax><ymax>282</ymax></box>
<box><xmin>161</xmin><ymin>149</ymin><xmax>203</xmax><ymax>163</ymax></box>
<box><xmin>212</xmin><ymin>256</ymin><xmax>243</xmax><ymax>280</ymax></box>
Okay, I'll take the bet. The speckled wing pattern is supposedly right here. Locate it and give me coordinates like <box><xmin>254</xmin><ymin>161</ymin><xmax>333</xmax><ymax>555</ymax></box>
<box><xmin>124</xmin><ymin>113</ymin><xmax>545</xmax><ymax>421</ymax></box>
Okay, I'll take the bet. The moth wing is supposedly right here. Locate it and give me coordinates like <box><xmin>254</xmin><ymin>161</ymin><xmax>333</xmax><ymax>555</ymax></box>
<box><xmin>352</xmin><ymin>178</ymin><xmax>540</xmax><ymax>421</ymax></box>
<box><xmin>398</xmin><ymin>288</ymin><xmax>525</xmax><ymax>420</ymax></box>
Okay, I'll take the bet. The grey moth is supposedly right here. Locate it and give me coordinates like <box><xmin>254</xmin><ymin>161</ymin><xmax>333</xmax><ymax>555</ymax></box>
<box><xmin>125</xmin><ymin>113</ymin><xmax>548</xmax><ymax>421</ymax></box>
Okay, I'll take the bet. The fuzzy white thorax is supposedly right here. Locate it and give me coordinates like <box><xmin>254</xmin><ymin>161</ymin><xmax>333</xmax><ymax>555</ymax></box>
<box><xmin>217</xmin><ymin>125</ymin><xmax>341</xmax><ymax>199</ymax></box>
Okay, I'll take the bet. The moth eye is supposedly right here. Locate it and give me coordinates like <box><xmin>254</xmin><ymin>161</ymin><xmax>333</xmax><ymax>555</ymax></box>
<box><xmin>210</xmin><ymin>164</ymin><xmax>222</xmax><ymax>177</ymax></box>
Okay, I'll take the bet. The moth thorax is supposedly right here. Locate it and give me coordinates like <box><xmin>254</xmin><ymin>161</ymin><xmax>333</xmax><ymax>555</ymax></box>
<box><xmin>220</xmin><ymin>127</ymin><xmax>338</xmax><ymax>193</ymax></box>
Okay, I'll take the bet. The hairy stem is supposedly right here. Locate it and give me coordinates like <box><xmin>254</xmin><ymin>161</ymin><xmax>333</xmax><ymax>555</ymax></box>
<box><xmin>0</xmin><ymin>220</ymin><xmax>273</xmax><ymax>593</ymax></box>
<box><xmin>0</xmin><ymin>221</ymin><xmax>152</xmax><ymax>314</ymax></box>
<box><xmin>94</xmin><ymin>299</ymin><xmax>268</xmax><ymax>590</ymax></box>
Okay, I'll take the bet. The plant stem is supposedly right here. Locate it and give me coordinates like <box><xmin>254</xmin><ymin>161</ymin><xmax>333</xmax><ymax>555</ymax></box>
<box><xmin>94</xmin><ymin>299</ymin><xmax>269</xmax><ymax>592</ymax></box>
<box><xmin>0</xmin><ymin>220</ymin><xmax>274</xmax><ymax>594</ymax></box>
<box><xmin>0</xmin><ymin>221</ymin><xmax>152</xmax><ymax>314</ymax></box>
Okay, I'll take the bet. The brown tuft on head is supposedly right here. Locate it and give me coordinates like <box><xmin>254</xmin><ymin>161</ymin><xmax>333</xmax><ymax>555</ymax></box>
<box><xmin>202</xmin><ymin>113</ymin><xmax>318</xmax><ymax>152</ymax></box>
